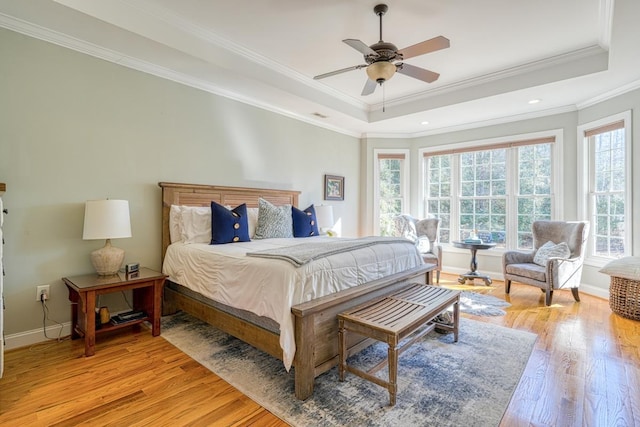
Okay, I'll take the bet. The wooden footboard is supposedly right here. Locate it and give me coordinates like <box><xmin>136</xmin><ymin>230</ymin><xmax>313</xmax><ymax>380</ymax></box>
<box><xmin>291</xmin><ymin>263</ymin><xmax>434</xmax><ymax>399</ymax></box>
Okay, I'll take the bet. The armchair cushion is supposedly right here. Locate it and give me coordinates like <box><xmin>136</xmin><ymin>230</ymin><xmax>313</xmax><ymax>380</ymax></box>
<box><xmin>533</xmin><ymin>241</ymin><xmax>570</xmax><ymax>266</ymax></box>
<box><xmin>505</xmin><ymin>263</ymin><xmax>546</xmax><ymax>282</ymax></box>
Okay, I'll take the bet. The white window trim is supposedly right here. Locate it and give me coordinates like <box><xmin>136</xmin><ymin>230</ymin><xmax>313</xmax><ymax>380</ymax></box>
<box><xmin>373</xmin><ymin>149</ymin><xmax>411</xmax><ymax>235</ymax></box>
<box><xmin>576</xmin><ymin>110</ymin><xmax>632</xmax><ymax>267</ymax></box>
<box><xmin>419</xmin><ymin>129</ymin><xmax>564</xmax><ymax>249</ymax></box>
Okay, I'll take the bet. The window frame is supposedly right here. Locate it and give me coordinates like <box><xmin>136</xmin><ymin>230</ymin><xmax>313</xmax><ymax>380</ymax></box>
<box><xmin>577</xmin><ymin>110</ymin><xmax>632</xmax><ymax>266</ymax></box>
<box><xmin>419</xmin><ymin>130</ymin><xmax>563</xmax><ymax>250</ymax></box>
<box><xmin>373</xmin><ymin>149</ymin><xmax>411</xmax><ymax>235</ymax></box>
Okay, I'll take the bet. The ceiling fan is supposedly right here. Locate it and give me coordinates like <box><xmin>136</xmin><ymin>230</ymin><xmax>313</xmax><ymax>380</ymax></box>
<box><xmin>314</xmin><ymin>4</ymin><xmax>450</xmax><ymax>96</ymax></box>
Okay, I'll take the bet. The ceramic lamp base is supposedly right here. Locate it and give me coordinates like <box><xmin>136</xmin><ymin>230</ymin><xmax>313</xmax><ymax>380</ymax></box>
<box><xmin>90</xmin><ymin>239</ymin><xmax>125</xmax><ymax>276</ymax></box>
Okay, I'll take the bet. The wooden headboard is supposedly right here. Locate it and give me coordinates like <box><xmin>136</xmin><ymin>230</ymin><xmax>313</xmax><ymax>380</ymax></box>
<box><xmin>159</xmin><ymin>182</ymin><xmax>300</xmax><ymax>261</ymax></box>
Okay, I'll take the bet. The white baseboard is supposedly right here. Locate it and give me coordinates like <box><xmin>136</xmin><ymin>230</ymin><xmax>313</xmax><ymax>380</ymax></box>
<box><xmin>5</xmin><ymin>322</ymin><xmax>73</xmax><ymax>351</ymax></box>
<box><xmin>443</xmin><ymin>267</ymin><xmax>609</xmax><ymax>300</ymax></box>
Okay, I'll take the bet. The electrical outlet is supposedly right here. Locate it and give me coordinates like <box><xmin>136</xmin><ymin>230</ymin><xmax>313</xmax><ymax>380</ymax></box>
<box><xmin>36</xmin><ymin>285</ymin><xmax>50</xmax><ymax>301</ymax></box>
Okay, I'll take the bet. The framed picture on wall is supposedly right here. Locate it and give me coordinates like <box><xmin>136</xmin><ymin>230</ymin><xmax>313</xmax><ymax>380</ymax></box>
<box><xmin>324</xmin><ymin>175</ymin><xmax>344</xmax><ymax>201</ymax></box>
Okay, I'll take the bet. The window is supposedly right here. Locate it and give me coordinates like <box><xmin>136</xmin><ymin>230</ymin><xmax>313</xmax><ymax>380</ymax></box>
<box><xmin>424</xmin><ymin>154</ymin><xmax>452</xmax><ymax>243</ymax></box>
<box><xmin>374</xmin><ymin>150</ymin><xmax>409</xmax><ymax>236</ymax></box>
<box><xmin>516</xmin><ymin>144</ymin><xmax>553</xmax><ymax>247</ymax></box>
<box><xmin>459</xmin><ymin>149</ymin><xmax>507</xmax><ymax>246</ymax></box>
<box><xmin>422</xmin><ymin>134</ymin><xmax>559</xmax><ymax>249</ymax></box>
<box><xmin>578</xmin><ymin>112</ymin><xmax>631</xmax><ymax>262</ymax></box>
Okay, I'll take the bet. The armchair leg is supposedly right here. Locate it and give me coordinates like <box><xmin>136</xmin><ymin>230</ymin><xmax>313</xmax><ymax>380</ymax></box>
<box><xmin>545</xmin><ymin>289</ymin><xmax>553</xmax><ymax>306</ymax></box>
<box><xmin>505</xmin><ymin>279</ymin><xmax>511</xmax><ymax>294</ymax></box>
<box><xmin>571</xmin><ymin>288</ymin><xmax>580</xmax><ymax>302</ymax></box>
<box><xmin>436</xmin><ymin>270</ymin><xmax>440</xmax><ymax>284</ymax></box>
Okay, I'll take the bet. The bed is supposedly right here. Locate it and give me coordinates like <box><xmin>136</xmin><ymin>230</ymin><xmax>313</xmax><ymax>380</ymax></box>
<box><xmin>159</xmin><ymin>182</ymin><xmax>435</xmax><ymax>400</ymax></box>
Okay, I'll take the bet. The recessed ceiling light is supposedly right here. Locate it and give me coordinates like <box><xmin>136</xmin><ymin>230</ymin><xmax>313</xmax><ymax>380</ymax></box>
<box><xmin>421</xmin><ymin>121</ymin><xmax>430</xmax><ymax>125</ymax></box>
<box><xmin>528</xmin><ymin>99</ymin><xmax>541</xmax><ymax>104</ymax></box>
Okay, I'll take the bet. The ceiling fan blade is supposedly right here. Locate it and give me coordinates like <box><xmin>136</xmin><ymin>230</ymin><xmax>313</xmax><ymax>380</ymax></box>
<box><xmin>361</xmin><ymin>78</ymin><xmax>377</xmax><ymax>96</ymax></box>
<box><xmin>314</xmin><ymin>64</ymin><xmax>367</xmax><ymax>80</ymax></box>
<box><xmin>397</xmin><ymin>63</ymin><xmax>440</xmax><ymax>83</ymax></box>
<box><xmin>343</xmin><ymin>39</ymin><xmax>378</xmax><ymax>57</ymax></box>
<box><xmin>398</xmin><ymin>36</ymin><xmax>450</xmax><ymax>60</ymax></box>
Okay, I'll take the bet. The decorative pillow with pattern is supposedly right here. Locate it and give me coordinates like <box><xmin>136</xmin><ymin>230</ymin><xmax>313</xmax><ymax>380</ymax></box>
<box><xmin>210</xmin><ymin>201</ymin><xmax>250</xmax><ymax>244</ymax></box>
<box><xmin>533</xmin><ymin>241</ymin><xmax>571</xmax><ymax>266</ymax></box>
<box><xmin>393</xmin><ymin>214</ymin><xmax>418</xmax><ymax>243</ymax></box>
<box><xmin>254</xmin><ymin>198</ymin><xmax>293</xmax><ymax>239</ymax></box>
<box><xmin>292</xmin><ymin>205</ymin><xmax>319</xmax><ymax>238</ymax></box>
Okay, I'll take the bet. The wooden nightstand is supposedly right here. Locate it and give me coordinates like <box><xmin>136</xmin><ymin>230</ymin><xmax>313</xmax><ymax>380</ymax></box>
<box><xmin>63</xmin><ymin>268</ymin><xmax>167</xmax><ymax>356</ymax></box>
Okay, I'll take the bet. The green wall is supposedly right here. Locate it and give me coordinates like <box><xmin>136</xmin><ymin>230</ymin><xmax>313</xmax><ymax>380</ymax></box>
<box><xmin>0</xmin><ymin>29</ymin><xmax>361</xmax><ymax>342</ymax></box>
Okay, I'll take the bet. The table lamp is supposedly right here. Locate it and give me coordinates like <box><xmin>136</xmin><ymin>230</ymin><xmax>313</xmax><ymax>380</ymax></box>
<box><xmin>83</xmin><ymin>199</ymin><xmax>132</xmax><ymax>275</ymax></box>
<box><xmin>315</xmin><ymin>205</ymin><xmax>335</xmax><ymax>235</ymax></box>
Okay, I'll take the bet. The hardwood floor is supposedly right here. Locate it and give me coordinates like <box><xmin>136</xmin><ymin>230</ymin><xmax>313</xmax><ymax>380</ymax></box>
<box><xmin>1</xmin><ymin>274</ymin><xmax>638</xmax><ymax>426</ymax></box>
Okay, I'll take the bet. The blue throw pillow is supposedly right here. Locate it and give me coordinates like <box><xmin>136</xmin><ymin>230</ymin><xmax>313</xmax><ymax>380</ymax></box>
<box><xmin>292</xmin><ymin>205</ymin><xmax>320</xmax><ymax>238</ymax></box>
<box><xmin>210</xmin><ymin>201</ymin><xmax>250</xmax><ymax>244</ymax></box>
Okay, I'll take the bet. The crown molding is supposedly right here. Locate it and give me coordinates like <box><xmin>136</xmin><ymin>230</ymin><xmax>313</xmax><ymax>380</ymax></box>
<box><xmin>1</xmin><ymin>7</ymin><xmax>636</xmax><ymax>142</ymax></box>
<box><xmin>0</xmin><ymin>13</ymin><xmax>361</xmax><ymax>138</ymax></box>
<box><xmin>94</xmin><ymin>0</ymin><xmax>367</xmax><ymax>110</ymax></box>
<box><xmin>576</xmin><ymin>78</ymin><xmax>640</xmax><ymax>109</ymax></box>
<box><xmin>363</xmin><ymin>105</ymin><xmax>578</xmax><ymax>139</ymax></box>
<box><xmin>374</xmin><ymin>45</ymin><xmax>608</xmax><ymax>111</ymax></box>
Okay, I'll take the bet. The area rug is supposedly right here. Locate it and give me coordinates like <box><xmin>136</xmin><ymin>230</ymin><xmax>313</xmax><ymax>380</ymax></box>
<box><xmin>459</xmin><ymin>291</ymin><xmax>511</xmax><ymax>316</ymax></box>
<box><xmin>161</xmin><ymin>312</ymin><xmax>536</xmax><ymax>427</ymax></box>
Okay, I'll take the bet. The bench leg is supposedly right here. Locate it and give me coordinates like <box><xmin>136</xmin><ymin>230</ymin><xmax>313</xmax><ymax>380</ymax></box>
<box><xmin>453</xmin><ymin>300</ymin><xmax>460</xmax><ymax>343</ymax></box>
<box><xmin>338</xmin><ymin>319</ymin><xmax>346</xmax><ymax>382</ymax></box>
<box><xmin>388</xmin><ymin>343</ymin><xmax>398</xmax><ymax>406</ymax></box>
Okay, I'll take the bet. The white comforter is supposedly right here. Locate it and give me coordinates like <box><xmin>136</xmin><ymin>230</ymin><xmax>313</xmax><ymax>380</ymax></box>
<box><xmin>162</xmin><ymin>236</ymin><xmax>423</xmax><ymax>370</ymax></box>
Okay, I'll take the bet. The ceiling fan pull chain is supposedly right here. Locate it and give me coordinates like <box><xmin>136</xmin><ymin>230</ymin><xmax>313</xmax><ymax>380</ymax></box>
<box><xmin>383</xmin><ymin>82</ymin><xmax>386</xmax><ymax>112</ymax></box>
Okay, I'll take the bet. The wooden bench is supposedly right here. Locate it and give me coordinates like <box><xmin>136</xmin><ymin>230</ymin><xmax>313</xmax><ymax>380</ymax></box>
<box><xmin>338</xmin><ymin>283</ymin><xmax>460</xmax><ymax>406</ymax></box>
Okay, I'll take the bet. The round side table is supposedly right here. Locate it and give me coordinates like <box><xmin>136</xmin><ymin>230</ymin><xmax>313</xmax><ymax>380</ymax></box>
<box><xmin>452</xmin><ymin>241</ymin><xmax>496</xmax><ymax>285</ymax></box>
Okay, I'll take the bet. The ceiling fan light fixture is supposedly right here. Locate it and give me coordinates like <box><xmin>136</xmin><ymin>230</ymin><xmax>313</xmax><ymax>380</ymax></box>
<box><xmin>366</xmin><ymin>61</ymin><xmax>396</xmax><ymax>83</ymax></box>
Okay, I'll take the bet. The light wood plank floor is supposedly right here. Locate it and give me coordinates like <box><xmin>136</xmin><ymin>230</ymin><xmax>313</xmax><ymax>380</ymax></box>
<box><xmin>1</xmin><ymin>274</ymin><xmax>638</xmax><ymax>426</ymax></box>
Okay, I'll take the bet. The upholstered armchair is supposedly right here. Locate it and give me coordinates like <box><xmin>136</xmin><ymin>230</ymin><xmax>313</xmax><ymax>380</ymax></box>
<box><xmin>502</xmin><ymin>220</ymin><xmax>590</xmax><ymax>306</ymax></box>
<box><xmin>393</xmin><ymin>214</ymin><xmax>443</xmax><ymax>283</ymax></box>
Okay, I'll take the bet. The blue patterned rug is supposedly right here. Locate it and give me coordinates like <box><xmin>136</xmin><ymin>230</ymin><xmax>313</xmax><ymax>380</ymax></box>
<box><xmin>161</xmin><ymin>311</ymin><xmax>536</xmax><ymax>426</ymax></box>
<box><xmin>459</xmin><ymin>291</ymin><xmax>511</xmax><ymax>316</ymax></box>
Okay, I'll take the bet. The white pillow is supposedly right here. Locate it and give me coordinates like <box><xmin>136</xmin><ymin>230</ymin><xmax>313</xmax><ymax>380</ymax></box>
<box><xmin>180</xmin><ymin>206</ymin><xmax>212</xmax><ymax>244</ymax></box>
<box><xmin>169</xmin><ymin>205</ymin><xmax>183</xmax><ymax>243</ymax></box>
<box><xmin>247</xmin><ymin>207</ymin><xmax>259</xmax><ymax>238</ymax></box>
<box><xmin>417</xmin><ymin>236</ymin><xmax>431</xmax><ymax>254</ymax></box>
<box><xmin>533</xmin><ymin>241</ymin><xmax>570</xmax><ymax>266</ymax></box>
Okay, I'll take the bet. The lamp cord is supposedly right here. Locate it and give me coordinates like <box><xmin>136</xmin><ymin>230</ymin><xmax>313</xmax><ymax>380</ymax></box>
<box><xmin>40</xmin><ymin>299</ymin><xmax>66</xmax><ymax>342</ymax></box>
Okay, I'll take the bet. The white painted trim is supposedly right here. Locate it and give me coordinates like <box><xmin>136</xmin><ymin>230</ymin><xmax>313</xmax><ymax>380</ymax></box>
<box><xmin>576</xmin><ymin>79</ymin><xmax>640</xmax><ymax>110</ymax></box>
<box><xmin>4</xmin><ymin>322</ymin><xmax>73</xmax><ymax>351</ymax></box>
<box><xmin>577</xmin><ymin>110</ymin><xmax>633</xmax><ymax>262</ymax></box>
<box><xmin>0</xmin><ymin>13</ymin><xmax>362</xmax><ymax>139</ymax></box>
<box><xmin>443</xmin><ymin>266</ymin><xmax>609</xmax><ymax>300</ymax></box>
<box><xmin>375</xmin><ymin>45</ymin><xmax>608</xmax><ymax>111</ymax></box>
<box><xmin>419</xmin><ymin>129</ymin><xmax>564</xmax><ymax>245</ymax></box>
<box><xmin>2</xmin><ymin>9</ymin><xmax>636</xmax><ymax>141</ymax></box>
<box><xmin>372</xmin><ymin>149</ymin><xmax>411</xmax><ymax>235</ymax></box>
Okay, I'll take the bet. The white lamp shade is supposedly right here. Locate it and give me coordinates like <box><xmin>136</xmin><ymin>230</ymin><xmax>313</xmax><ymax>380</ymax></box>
<box><xmin>83</xmin><ymin>199</ymin><xmax>132</xmax><ymax>240</ymax></box>
<box><xmin>315</xmin><ymin>205</ymin><xmax>334</xmax><ymax>230</ymax></box>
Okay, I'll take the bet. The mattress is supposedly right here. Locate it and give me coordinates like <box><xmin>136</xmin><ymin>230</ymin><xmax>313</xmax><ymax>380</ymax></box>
<box><xmin>162</xmin><ymin>236</ymin><xmax>423</xmax><ymax>370</ymax></box>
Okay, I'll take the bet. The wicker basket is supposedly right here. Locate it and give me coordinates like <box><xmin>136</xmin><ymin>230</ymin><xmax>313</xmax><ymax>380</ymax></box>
<box><xmin>609</xmin><ymin>276</ymin><xmax>640</xmax><ymax>320</ymax></box>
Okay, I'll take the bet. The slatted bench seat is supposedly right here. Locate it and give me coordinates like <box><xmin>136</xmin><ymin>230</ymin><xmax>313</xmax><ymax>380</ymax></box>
<box><xmin>338</xmin><ymin>283</ymin><xmax>460</xmax><ymax>406</ymax></box>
